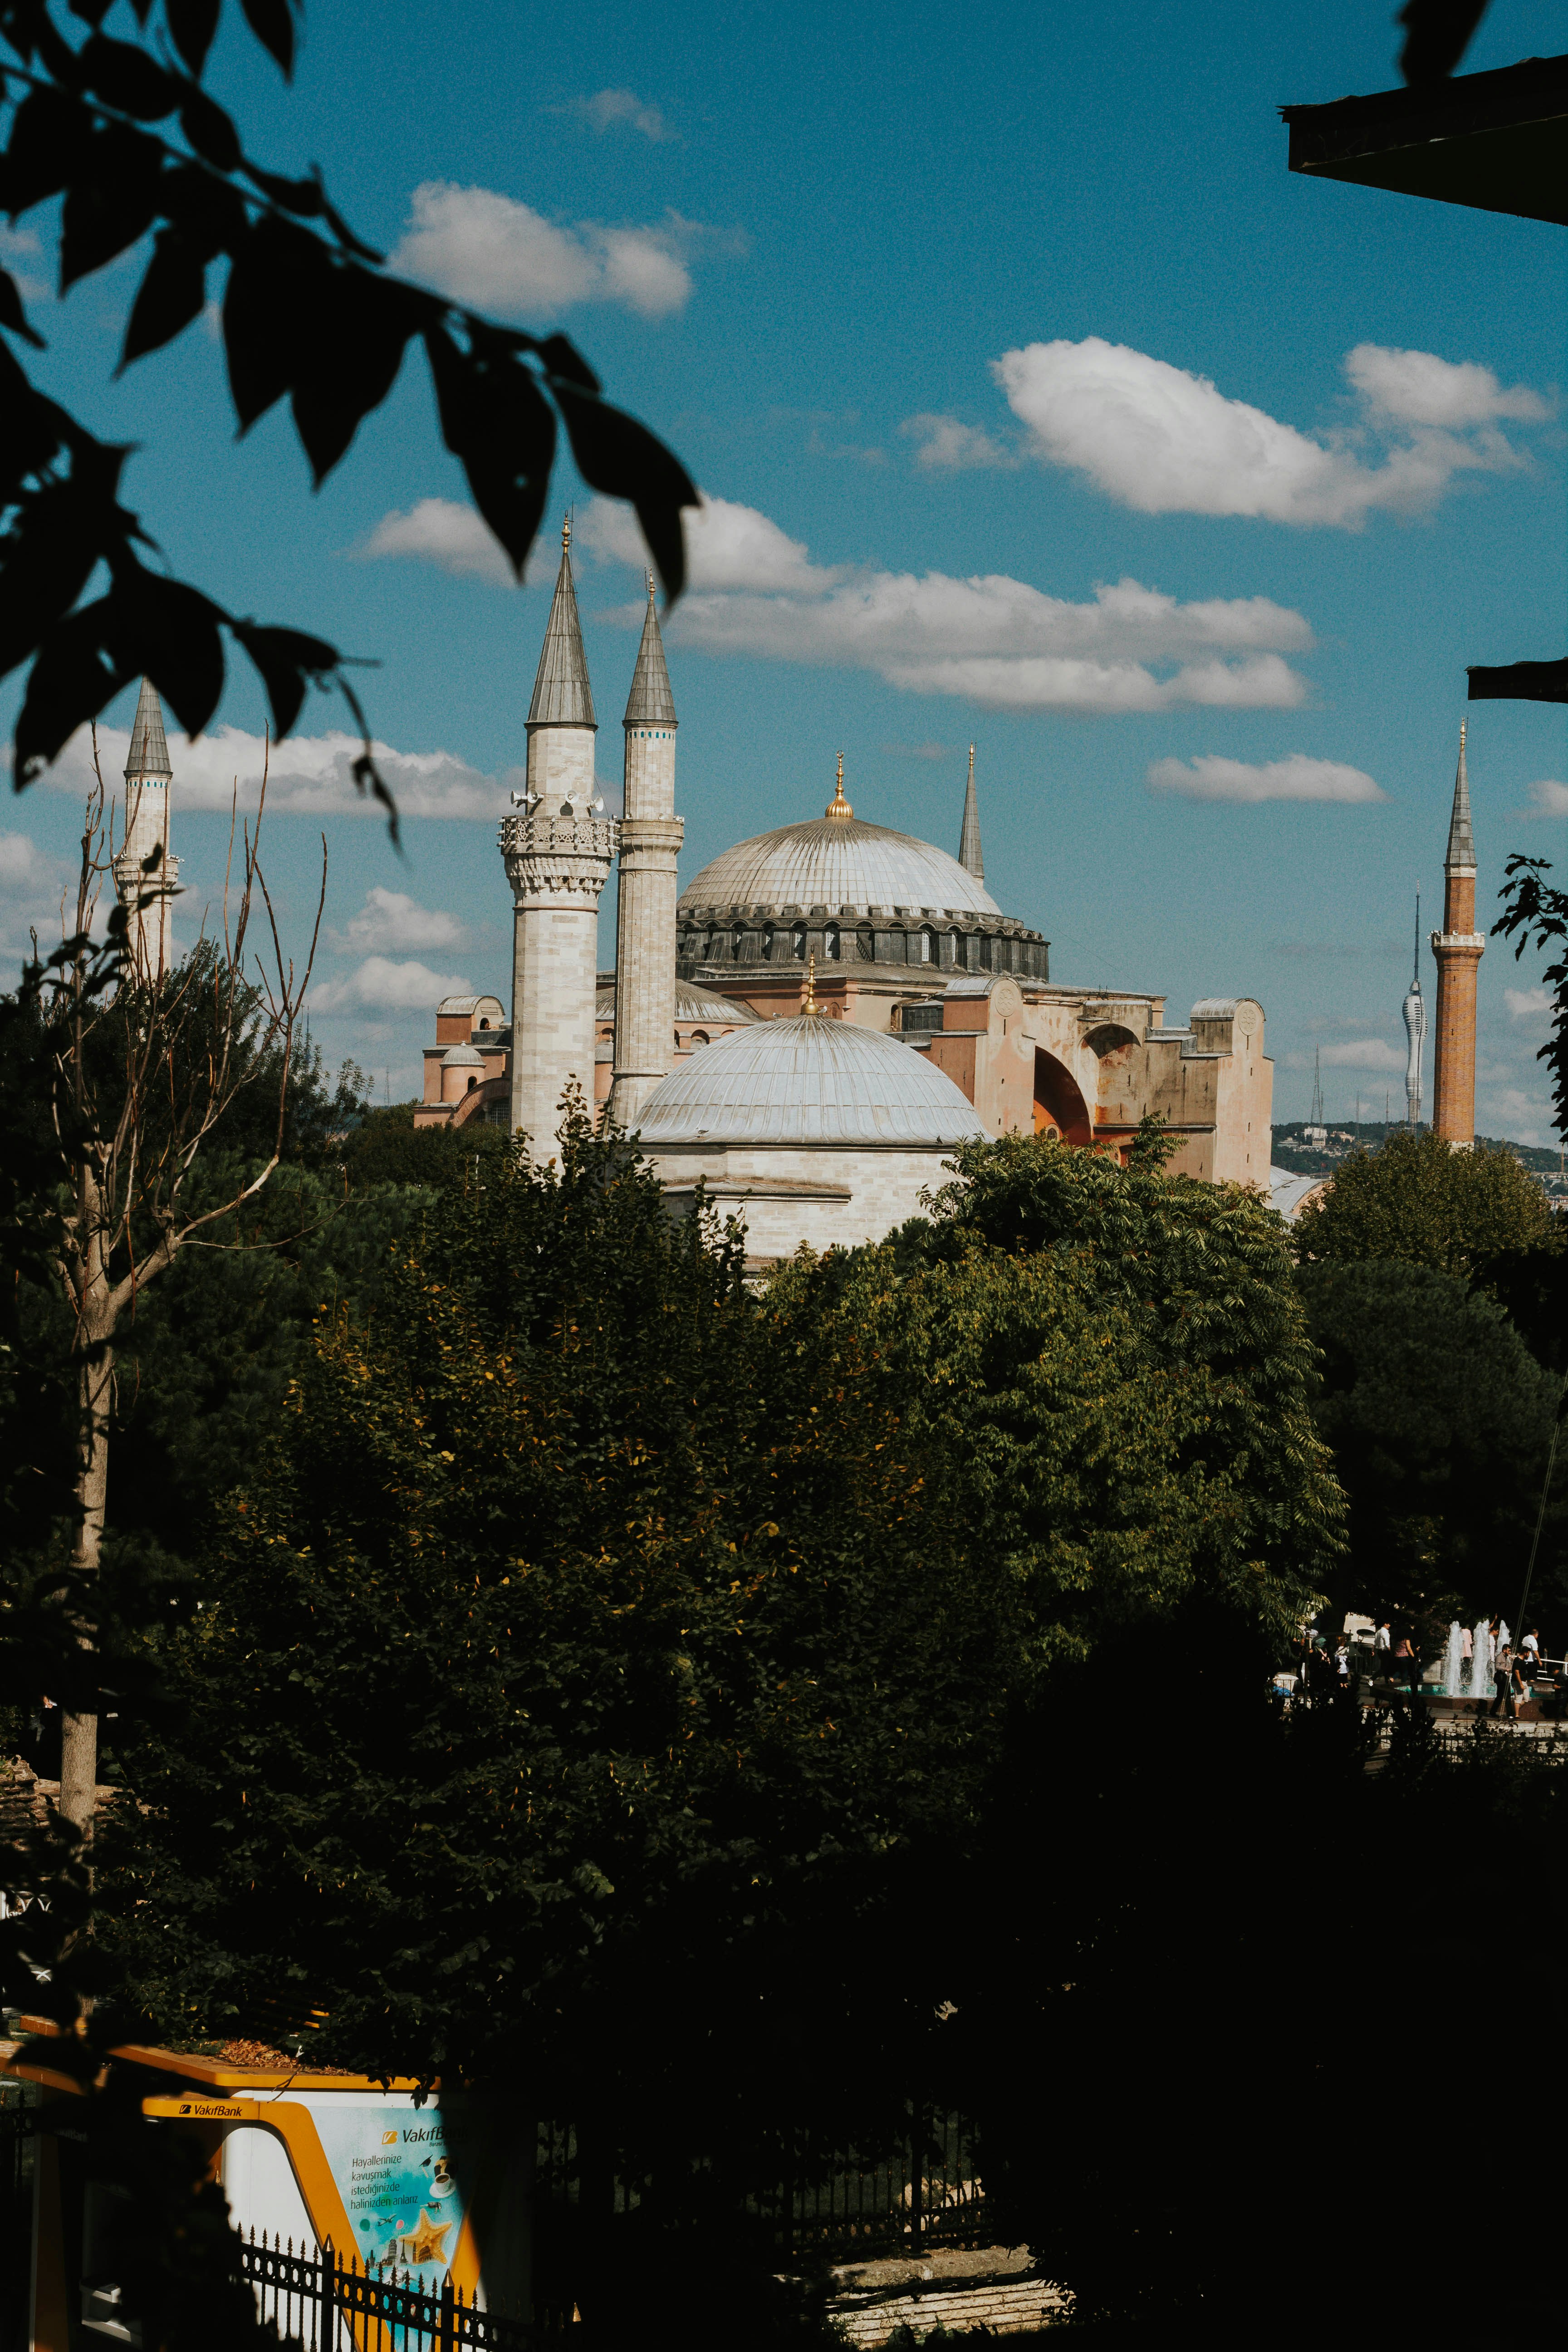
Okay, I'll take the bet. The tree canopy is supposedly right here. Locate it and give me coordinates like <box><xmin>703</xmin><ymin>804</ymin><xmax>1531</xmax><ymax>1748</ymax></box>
<box><xmin>1294</xmin><ymin>1125</ymin><xmax>1552</xmax><ymax>1277</ymax></box>
<box><xmin>1297</xmin><ymin>1256</ymin><xmax>1566</xmax><ymax>1634</ymax></box>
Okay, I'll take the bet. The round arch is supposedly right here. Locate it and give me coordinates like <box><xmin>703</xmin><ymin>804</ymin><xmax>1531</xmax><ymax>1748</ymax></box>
<box><xmin>1033</xmin><ymin>1049</ymin><xmax>1093</xmax><ymax>1146</ymax></box>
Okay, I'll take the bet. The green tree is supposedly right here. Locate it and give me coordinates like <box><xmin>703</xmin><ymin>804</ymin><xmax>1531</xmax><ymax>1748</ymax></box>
<box><xmin>101</xmin><ymin>1109</ymin><xmax>1010</xmax><ymax>2117</ymax></box>
<box><xmin>1294</xmin><ymin>1126</ymin><xmax>1551</xmax><ymax>1276</ymax></box>
<box><xmin>1297</xmin><ymin>1256</ymin><xmax>1567</xmax><ymax>1634</ymax></box>
<box><xmin>883</xmin><ymin>1130</ymin><xmax>1344</xmax><ymax>1653</ymax></box>
<box><xmin>338</xmin><ymin>1099</ymin><xmax>510</xmax><ymax>1193</ymax></box>
<box><xmin>1494</xmin><ymin>852</ymin><xmax>1568</xmax><ymax>1140</ymax></box>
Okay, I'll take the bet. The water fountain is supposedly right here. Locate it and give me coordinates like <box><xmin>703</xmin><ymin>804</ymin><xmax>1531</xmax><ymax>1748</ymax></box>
<box><xmin>1435</xmin><ymin>1617</ymin><xmax>1509</xmax><ymax>1703</ymax></box>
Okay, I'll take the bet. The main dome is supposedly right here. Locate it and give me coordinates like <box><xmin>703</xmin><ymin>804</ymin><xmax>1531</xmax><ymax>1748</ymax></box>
<box><xmin>635</xmin><ymin>1014</ymin><xmax>990</xmax><ymax>1148</ymax></box>
<box><xmin>680</xmin><ymin>815</ymin><xmax>1001</xmax><ymax>920</ymax></box>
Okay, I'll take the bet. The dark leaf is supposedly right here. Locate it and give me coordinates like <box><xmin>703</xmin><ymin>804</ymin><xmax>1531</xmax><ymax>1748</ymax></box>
<box><xmin>179</xmin><ymin>88</ymin><xmax>241</xmax><ymax>175</ymax></box>
<box><xmin>78</xmin><ymin>34</ymin><xmax>181</xmax><ymax>122</ymax></box>
<box><xmin>0</xmin><ymin>473</ymin><xmax>122</xmax><ymax>681</ymax></box>
<box><xmin>547</xmin><ymin>383</ymin><xmax>696</xmax><ymax>603</ymax></box>
<box><xmin>223</xmin><ymin>216</ymin><xmax>317</xmax><ymax>432</ymax></box>
<box><xmin>240</xmin><ymin>164</ymin><xmax>324</xmax><ymax>218</ymax></box>
<box><xmin>336</xmin><ymin>673</ymin><xmax>398</xmax><ymax>845</ymax></box>
<box><xmin>290</xmin><ymin>267</ymin><xmax>419</xmax><ymax>484</ymax></box>
<box><xmin>239</xmin><ymin>0</ymin><xmax>300</xmax><ymax>79</ymax></box>
<box><xmin>166</xmin><ymin>0</ymin><xmax>221</xmax><ymax>77</ymax></box>
<box><xmin>230</xmin><ymin>619</ymin><xmax>341</xmax><ymax>741</ymax></box>
<box><xmin>156</xmin><ymin>160</ymin><xmax>248</xmax><ymax>252</ymax></box>
<box><xmin>14</xmin><ymin>605</ymin><xmax>129</xmax><ymax>784</ymax></box>
<box><xmin>0</xmin><ymin>270</ymin><xmax>44</xmax><ymax>348</ymax></box>
<box><xmin>424</xmin><ymin>327</ymin><xmax>557</xmax><ymax>578</ymax></box>
<box><xmin>0</xmin><ymin>87</ymin><xmax>93</xmax><ymax>217</ymax></box>
<box><xmin>310</xmin><ymin>169</ymin><xmax>384</xmax><ymax>265</ymax></box>
<box><xmin>101</xmin><ymin>569</ymin><xmax>227</xmax><ymax>736</ymax></box>
<box><xmin>535</xmin><ymin>333</ymin><xmax>598</xmax><ymax>394</ymax></box>
<box><xmin>120</xmin><ymin>230</ymin><xmax>206</xmax><ymax>368</ymax></box>
<box><xmin>59</xmin><ymin>127</ymin><xmax>165</xmax><ymax>290</ymax></box>
<box><xmin>67</xmin><ymin>0</ymin><xmax>114</xmax><ymax>24</ymax></box>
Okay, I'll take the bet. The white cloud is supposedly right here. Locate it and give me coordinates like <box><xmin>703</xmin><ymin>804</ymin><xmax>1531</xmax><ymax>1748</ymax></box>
<box><xmin>364</xmin><ymin>499</ymin><xmax>512</xmax><ymax>588</ymax></box>
<box><xmin>578</xmin><ymin>492</ymin><xmax>834</xmax><ymax>594</ymax></box>
<box><xmin>1343</xmin><ymin>343</ymin><xmax>1550</xmax><ymax>428</ymax></box>
<box><xmin>993</xmin><ymin>337</ymin><xmax>1548</xmax><ymax>527</ymax></box>
<box><xmin>341</xmin><ymin>887</ymin><xmax>467</xmax><ymax>954</ymax></box>
<box><xmin>586</xmin><ymin>495</ymin><xmax>1315</xmax><ymax>712</ymax></box>
<box><xmin>0</xmin><ymin>830</ymin><xmax>48</xmax><ymax>887</ymax></box>
<box><xmin>1287</xmin><ymin>1039</ymin><xmax>1406</xmax><ymax>1071</ymax></box>
<box><xmin>901</xmin><ymin>414</ymin><xmax>1019</xmax><ymax>472</ymax></box>
<box><xmin>1478</xmin><ymin>1085</ymin><xmax>1551</xmax><ymax>1142</ymax></box>
<box><xmin>1148</xmin><ymin>755</ymin><xmax>1386</xmax><ymax>805</ymax></box>
<box><xmin>1504</xmin><ymin>986</ymin><xmax>1553</xmax><ymax>1022</ymax></box>
<box><xmin>40</xmin><ymin>720</ymin><xmax>524</xmax><ymax>822</ymax></box>
<box><xmin>312</xmin><ymin>956</ymin><xmax>471</xmax><ymax>1015</ymax></box>
<box><xmin>554</xmin><ymin>88</ymin><xmax>674</xmax><ymax>142</ymax></box>
<box><xmin>389</xmin><ymin>181</ymin><xmax>698</xmax><ymax>319</ymax></box>
<box><xmin>1526</xmin><ymin>779</ymin><xmax>1568</xmax><ymax>818</ymax></box>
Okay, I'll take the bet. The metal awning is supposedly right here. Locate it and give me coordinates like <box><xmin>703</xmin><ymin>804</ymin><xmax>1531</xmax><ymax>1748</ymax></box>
<box><xmin>1280</xmin><ymin>53</ymin><xmax>1568</xmax><ymax>227</ymax></box>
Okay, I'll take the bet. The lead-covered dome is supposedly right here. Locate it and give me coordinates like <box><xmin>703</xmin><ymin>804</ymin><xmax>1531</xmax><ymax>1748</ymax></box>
<box><xmin>635</xmin><ymin>1014</ymin><xmax>990</xmax><ymax>1148</ymax></box>
<box><xmin>680</xmin><ymin>815</ymin><xmax>1001</xmax><ymax>921</ymax></box>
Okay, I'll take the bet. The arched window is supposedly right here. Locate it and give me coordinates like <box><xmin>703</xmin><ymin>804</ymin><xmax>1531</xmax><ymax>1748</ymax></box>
<box><xmin>690</xmin><ymin>1030</ymin><xmax>710</xmax><ymax>1049</ymax></box>
<box><xmin>919</xmin><ymin>928</ymin><xmax>935</xmax><ymax>965</ymax></box>
<box><xmin>732</xmin><ymin>926</ymin><xmax>744</xmax><ymax>960</ymax></box>
<box><xmin>478</xmin><ymin>1017</ymin><xmax>491</xmax><ymax>1030</ymax></box>
<box><xmin>857</xmin><ymin>927</ymin><xmax>874</xmax><ymax>962</ymax></box>
<box><xmin>763</xmin><ymin>926</ymin><xmax>776</xmax><ymax>961</ymax></box>
<box><xmin>824</xmin><ymin>924</ymin><xmax>840</xmax><ymax>961</ymax></box>
<box><xmin>467</xmin><ymin>1074</ymin><xmax>478</xmax><ymax>1091</ymax></box>
<box><xmin>791</xmin><ymin>923</ymin><xmax>807</xmax><ymax>960</ymax></box>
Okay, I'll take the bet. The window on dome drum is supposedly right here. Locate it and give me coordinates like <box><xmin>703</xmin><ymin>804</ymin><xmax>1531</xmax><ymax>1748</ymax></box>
<box><xmin>762</xmin><ymin>927</ymin><xmax>776</xmax><ymax>961</ymax></box>
<box><xmin>919</xmin><ymin>929</ymin><xmax>935</xmax><ymax>964</ymax></box>
<box><xmin>857</xmin><ymin>927</ymin><xmax>874</xmax><ymax>961</ymax></box>
<box><xmin>731</xmin><ymin>926</ymin><xmax>744</xmax><ymax>959</ymax></box>
<box><xmin>690</xmin><ymin>1031</ymin><xmax>710</xmax><ymax>1049</ymax></box>
<box><xmin>791</xmin><ymin>924</ymin><xmax>807</xmax><ymax>960</ymax></box>
<box><xmin>479</xmin><ymin>1018</ymin><xmax>490</xmax><ymax>1029</ymax></box>
<box><xmin>824</xmin><ymin>925</ymin><xmax>840</xmax><ymax>960</ymax></box>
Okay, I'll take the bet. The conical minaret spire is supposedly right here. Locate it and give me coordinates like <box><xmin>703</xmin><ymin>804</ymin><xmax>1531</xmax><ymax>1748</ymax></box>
<box><xmin>1431</xmin><ymin>718</ymin><xmax>1482</xmax><ymax>1148</ymax></box>
<box><xmin>125</xmin><ymin>674</ymin><xmax>173</xmax><ymax>780</ymax></box>
<box><xmin>527</xmin><ymin>516</ymin><xmax>597</xmax><ymax>730</ymax></box>
<box><xmin>608</xmin><ymin>571</ymin><xmax>684</xmax><ymax>1129</ymax></box>
<box><xmin>1444</xmin><ymin>716</ymin><xmax>1476</xmax><ymax>873</ymax></box>
<box><xmin>113</xmin><ymin>676</ymin><xmax>179</xmax><ymax>980</ymax></box>
<box><xmin>623</xmin><ymin>570</ymin><xmax>676</xmax><ymax>727</ymax></box>
<box><xmin>958</xmin><ymin>743</ymin><xmax>984</xmax><ymax>882</ymax></box>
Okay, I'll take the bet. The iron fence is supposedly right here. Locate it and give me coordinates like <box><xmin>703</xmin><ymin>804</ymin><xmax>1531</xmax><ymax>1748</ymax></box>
<box><xmin>778</xmin><ymin>2111</ymin><xmax>986</xmax><ymax>2261</ymax></box>
<box><xmin>235</xmin><ymin>2234</ymin><xmax>539</xmax><ymax>2352</ymax></box>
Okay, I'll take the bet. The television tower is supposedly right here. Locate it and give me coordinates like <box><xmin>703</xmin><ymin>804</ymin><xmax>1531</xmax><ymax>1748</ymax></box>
<box><xmin>1402</xmin><ymin>890</ymin><xmax>1427</xmax><ymax>1128</ymax></box>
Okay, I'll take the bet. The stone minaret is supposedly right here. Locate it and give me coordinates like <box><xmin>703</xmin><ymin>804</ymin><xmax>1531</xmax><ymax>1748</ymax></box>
<box><xmin>958</xmin><ymin>743</ymin><xmax>985</xmax><ymax>882</ymax></box>
<box><xmin>1430</xmin><ymin>720</ymin><xmax>1482</xmax><ymax>1148</ymax></box>
<box><xmin>112</xmin><ymin>676</ymin><xmax>180</xmax><ymax>980</ymax></box>
<box><xmin>608</xmin><ymin>574</ymin><xmax>683</xmax><ymax>1129</ymax></box>
<box><xmin>500</xmin><ymin>519</ymin><xmax>616</xmax><ymax>1160</ymax></box>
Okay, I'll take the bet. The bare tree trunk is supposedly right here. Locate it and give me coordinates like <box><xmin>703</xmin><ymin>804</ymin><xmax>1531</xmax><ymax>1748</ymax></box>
<box><xmin>59</xmin><ymin>1331</ymin><xmax>113</xmax><ymax>1838</ymax></box>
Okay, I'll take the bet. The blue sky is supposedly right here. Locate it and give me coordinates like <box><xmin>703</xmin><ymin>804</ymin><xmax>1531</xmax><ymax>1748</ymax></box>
<box><xmin>3</xmin><ymin>0</ymin><xmax>1564</xmax><ymax>1134</ymax></box>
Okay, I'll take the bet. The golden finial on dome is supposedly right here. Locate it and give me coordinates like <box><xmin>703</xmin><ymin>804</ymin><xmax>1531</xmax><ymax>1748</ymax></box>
<box><xmin>824</xmin><ymin>752</ymin><xmax>853</xmax><ymax>822</ymax></box>
<box><xmin>802</xmin><ymin>951</ymin><xmax>817</xmax><ymax>1014</ymax></box>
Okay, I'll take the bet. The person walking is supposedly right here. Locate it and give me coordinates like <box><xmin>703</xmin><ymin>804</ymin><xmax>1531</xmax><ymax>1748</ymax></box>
<box><xmin>1374</xmin><ymin>1621</ymin><xmax>1392</xmax><ymax>1666</ymax></box>
<box><xmin>1490</xmin><ymin>1637</ymin><xmax>1518</xmax><ymax>1721</ymax></box>
<box><xmin>1333</xmin><ymin>1636</ymin><xmax>1353</xmax><ymax>1699</ymax></box>
<box><xmin>1392</xmin><ymin>1631</ymin><xmax>1421</xmax><ymax>1695</ymax></box>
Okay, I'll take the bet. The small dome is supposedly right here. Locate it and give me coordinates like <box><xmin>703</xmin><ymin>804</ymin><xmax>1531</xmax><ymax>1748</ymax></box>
<box><xmin>635</xmin><ymin>1014</ymin><xmax>990</xmax><ymax>1148</ymax></box>
<box><xmin>681</xmin><ymin>815</ymin><xmax>1001</xmax><ymax>921</ymax></box>
<box><xmin>441</xmin><ymin>1044</ymin><xmax>485</xmax><ymax>1068</ymax></box>
<box><xmin>437</xmin><ymin>993</ymin><xmax>504</xmax><ymax>1019</ymax></box>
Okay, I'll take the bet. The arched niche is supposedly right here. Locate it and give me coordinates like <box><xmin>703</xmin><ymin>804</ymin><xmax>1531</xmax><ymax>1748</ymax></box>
<box><xmin>1033</xmin><ymin>1049</ymin><xmax>1093</xmax><ymax>1147</ymax></box>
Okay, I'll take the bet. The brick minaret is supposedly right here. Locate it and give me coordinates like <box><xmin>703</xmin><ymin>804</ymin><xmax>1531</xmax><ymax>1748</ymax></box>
<box><xmin>112</xmin><ymin>676</ymin><xmax>181</xmax><ymax>980</ymax></box>
<box><xmin>500</xmin><ymin>519</ymin><xmax>616</xmax><ymax>1161</ymax></box>
<box><xmin>1430</xmin><ymin>720</ymin><xmax>1482</xmax><ymax>1148</ymax></box>
<box><xmin>608</xmin><ymin>575</ymin><xmax>682</xmax><ymax>1128</ymax></box>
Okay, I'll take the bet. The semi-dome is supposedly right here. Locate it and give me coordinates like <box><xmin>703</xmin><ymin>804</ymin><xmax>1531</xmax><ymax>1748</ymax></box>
<box><xmin>681</xmin><ymin>815</ymin><xmax>1002</xmax><ymax>921</ymax></box>
<box><xmin>635</xmin><ymin>1014</ymin><xmax>990</xmax><ymax>1149</ymax></box>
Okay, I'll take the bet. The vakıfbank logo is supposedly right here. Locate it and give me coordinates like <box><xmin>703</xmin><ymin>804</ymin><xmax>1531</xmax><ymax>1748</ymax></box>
<box><xmin>382</xmin><ymin>2130</ymin><xmax>398</xmax><ymax>2146</ymax></box>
